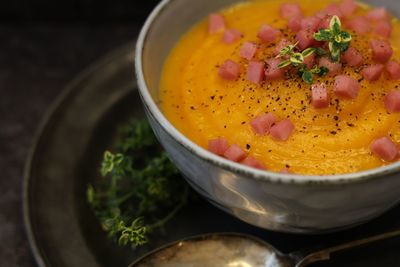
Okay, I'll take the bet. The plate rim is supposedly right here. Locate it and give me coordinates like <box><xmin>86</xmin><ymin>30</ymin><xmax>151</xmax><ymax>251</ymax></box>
<box><xmin>22</xmin><ymin>41</ymin><xmax>136</xmax><ymax>267</ymax></box>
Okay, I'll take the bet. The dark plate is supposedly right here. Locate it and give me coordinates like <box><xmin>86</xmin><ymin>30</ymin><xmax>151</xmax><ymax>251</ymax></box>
<box><xmin>23</xmin><ymin>43</ymin><xmax>400</xmax><ymax>267</ymax></box>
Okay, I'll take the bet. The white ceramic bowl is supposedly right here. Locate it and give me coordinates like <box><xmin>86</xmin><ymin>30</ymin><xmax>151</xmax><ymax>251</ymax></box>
<box><xmin>135</xmin><ymin>0</ymin><xmax>400</xmax><ymax>233</ymax></box>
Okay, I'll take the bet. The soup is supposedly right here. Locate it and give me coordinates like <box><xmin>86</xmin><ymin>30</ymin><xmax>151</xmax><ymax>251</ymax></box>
<box><xmin>160</xmin><ymin>0</ymin><xmax>400</xmax><ymax>175</ymax></box>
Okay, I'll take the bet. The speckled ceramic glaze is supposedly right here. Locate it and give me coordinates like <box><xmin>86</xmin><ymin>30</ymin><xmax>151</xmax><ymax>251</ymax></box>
<box><xmin>135</xmin><ymin>0</ymin><xmax>400</xmax><ymax>233</ymax></box>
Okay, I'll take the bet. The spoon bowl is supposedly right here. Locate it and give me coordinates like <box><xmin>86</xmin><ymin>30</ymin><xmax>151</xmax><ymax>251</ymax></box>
<box><xmin>129</xmin><ymin>230</ymin><xmax>400</xmax><ymax>267</ymax></box>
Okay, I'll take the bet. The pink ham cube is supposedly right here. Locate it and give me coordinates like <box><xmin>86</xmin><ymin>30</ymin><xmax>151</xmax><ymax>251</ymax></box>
<box><xmin>325</xmin><ymin>3</ymin><xmax>343</xmax><ymax>18</ymax></box>
<box><xmin>208</xmin><ymin>13</ymin><xmax>225</xmax><ymax>33</ymax></box>
<box><xmin>242</xmin><ymin>157</ymin><xmax>266</xmax><ymax>170</ymax></box>
<box><xmin>239</xmin><ymin>42</ymin><xmax>257</xmax><ymax>60</ymax></box>
<box><xmin>288</xmin><ymin>15</ymin><xmax>303</xmax><ymax>32</ymax></box>
<box><xmin>369</xmin><ymin>40</ymin><xmax>393</xmax><ymax>63</ymax></box>
<box><xmin>280</xmin><ymin>3</ymin><xmax>302</xmax><ymax>19</ymax></box>
<box><xmin>334</xmin><ymin>75</ymin><xmax>360</xmax><ymax>99</ymax></box>
<box><xmin>257</xmin><ymin>24</ymin><xmax>280</xmax><ymax>43</ymax></box>
<box><xmin>247</xmin><ymin>61</ymin><xmax>265</xmax><ymax>84</ymax></box>
<box><xmin>386</xmin><ymin>61</ymin><xmax>400</xmax><ymax>80</ymax></box>
<box><xmin>367</xmin><ymin>8</ymin><xmax>389</xmax><ymax>21</ymax></box>
<box><xmin>250</xmin><ymin>112</ymin><xmax>277</xmax><ymax>135</ymax></box>
<box><xmin>270</xmin><ymin>119</ymin><xmax>295</xmax><ymax>141</ymax></box>
<box><xmin>370</xmin><ymin>137</ymin><xmax>398</xmax><ymax>162</ymax></box>
<box><xmin>384</xmin><ymin>90</ymin><xmax>400</xmax><ymax>113</ymax></box>
<box><xmin>304</xmin><ymin>54</ymin><xmax>316</xmax><ymax>68</ymax></box>
<box><xmin>222</xmin><ymin>29</ymin><xmax>243</xmax><ymax>44</ymax></box>
<box><xmin>361</xmin><ymin>64</ymin><xmax>384</xmax><ymax>82</ymax></box>
<box><xmin>341</xmin><ymin>47</ymin><xmax>363</xmax><ymax>67</ymax></box>
<box><xmin>265</xmin><ymin>58</ymin><xmax>286</xmax><ymax>80</ymax></box>
<box><xmin>339</xmin><ymin>0</ymin><xmax>358</xmax><ymax>17</ymax></box>
<box><xmin>318</xmin><ymin>57</ymin><xmax>342</xmax><ymax>76</ymax></box>
<box><xmin>311</xmin><ymin>83</ymin><xmax>329</xmax><ymax>109</ymax></box>
<box><xmin>346</xmin><ymin>16</ymin><xmax>370</xmax><ymax>35</ymax></box>
<box><xmin>318</xmin><ymin>14</ymin><xmax>332</xmax><ymax>29</ymax></box>
<box><xmin>224</xmin><ymin>144</ymin><xmax>247</xmax><ymax>162</ymax></box>
<box><xmin>301</xmin><ymin>16</ymin><xmax>321</xmax><ymax>32</ymax></box>
<box><xmin>219</xmin><ymin>60</ymin><xmax>241</xmax><ymax>80</ymax></box>
<box><xmin>374</xmin><ymin>21</ymin><xmax>392</xmax><ymax>38</ymax></box>
<box><xmin>295</xmin><ymin>29</ymin><xmax>315</xmax><ymax>50</ymax></box>
<box><xmin>208</xmin><ymin>137</ymin><xmax>229</xmax><ymax>156</ymax></box>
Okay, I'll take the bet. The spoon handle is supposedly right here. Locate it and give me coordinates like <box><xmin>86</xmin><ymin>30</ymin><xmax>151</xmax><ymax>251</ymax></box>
<box><xmin>293</xmin><ymin>229</ymin><xmax>400</xmax><ymax>267</ymax></box>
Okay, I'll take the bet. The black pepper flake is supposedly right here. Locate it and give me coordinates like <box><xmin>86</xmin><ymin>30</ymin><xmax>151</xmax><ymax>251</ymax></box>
<box><xmin>241</xmin><ymin>121</ymin><xmax>246</xmax><ymax>125</ymax></box>
<box><xmin>246</xmin><ymin>144</ymin><xmax>251</xmax><ymax>150</ymax></box>
<box><xmin>210</xmin><ymin>95</ymin><xmax>215</xmax><ymax>100</ymax></box>
<box><xmin>330</xmin><ymin>131</ymin><xmax>337</xmax><ymax>135</ymax></box>
<box><xmin>346</xmin><ymin>122</ymin><xmax>355</xmax><ymax>127</ymax></box>
<box><xmin>334</xmin><ymin>116</ymin><xmax>339</xmax><ymax>121</ymax></box>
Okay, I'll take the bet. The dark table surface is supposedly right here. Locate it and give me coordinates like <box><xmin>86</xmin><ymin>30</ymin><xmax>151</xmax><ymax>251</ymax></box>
<box><xmin>0</xmin><ymin>22</ymin><xmax>141</xmax><ymax>267</ymax></box>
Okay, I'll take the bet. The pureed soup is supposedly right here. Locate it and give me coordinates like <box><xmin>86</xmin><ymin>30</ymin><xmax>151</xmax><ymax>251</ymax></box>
<box><xmin>160</xmin><ymin>0</ymin><xmax>400</xmax><ymax>175</ymax></box>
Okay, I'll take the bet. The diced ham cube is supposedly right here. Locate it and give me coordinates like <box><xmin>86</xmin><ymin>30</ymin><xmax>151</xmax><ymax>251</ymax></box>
<box><xmin>280</xmin><ymin>168</ymin><xmax>292</xmax><ymax>174</ymax></box>
<box><xmin>324</xmin><ymin>3</ymin><xmax>343</xmax><ymax>18</ymax></box>
<box><xmin>384</xmin><ymin>90</ymin><xmax>400</xmax><ymax>113</ymax></box>
<box><xmin>370</xmin><ymin>137</ymin><xmax>398</xmax><ymax>162</ymax></box>
<box><xmin>361</xmin><ymin>64</ymin><xmax>384</xmax><ymax>82</ymax></box>
<box><xmin>341</xmin><ymin>47</ymin><xmax>363</xmax><ymax>67</ymax></box>
<box><xmin>386</xmin><ymin>61</ymin><xmax>400</xmax><ymax>80</ymax></box>
<box><xmin>219</xmin><ymin>60</ymin><xmax>241</xmax><ymax>80</ymax></box>
<box><xmin>301</xmin><ymin>16</ymin><xmax>321</xmax><ymax>32</ymax></box>
<box><xmin>339</xmin><ymin>0</ymin><xmax>358</xmax><ymax>17</ymax></box>
<box><xmin>304</xmin><ymin>54</ymin><xmax>316</xmax><ymax>68</ymax></box>
<box><xmin>208</xmin><ymin>13</ymin><xmax>225</xmax><ymax>34</ymax></box>
<box><xmin>288</xmin><ymin>15</ymin><xmax>303</xmax><ymax>32</ymax></box>
<box><xmin>319</xmin><ymin>57</ymin><xmax>342</xmax><ymax>76</ymax></box>
<box><xmin>241</xmin><ymin>157</ymin><xmax>266</xmax><ymax>170</ymax></box>
<box><xmin>280</xmin><ymin>3</ymin><xmax>302</xmax><ymax>19</ymax></box>
<box><xmin>369</xmin><ymin>40</ymin><xmax>393</xmax><ymax>63</ymax></box>
<box><xmin>274</xmin><ymin>38</ymin><xmax>292</xmax><ymax>56</ymax></box>
<box><xmin>311</xmin><ymin>83</ymin><xmax>329</xmax><ymax>109</ymax></box>
<box><xmin>265</xmin><ymin>58</ymin><xmax>286</xmax><ymax>80</ymax></box>
<box><xmin>250</xmin><ymin>112</ymin><xmax>277</xmax><ymax>135</ymax></box>
<box><xmin>247</xmin><ymin>61</ymin><xmax>265</xmax><ymax>84</ymax></box>
<box><xmin>257</xmin><ymin>24</ymin><xmax>280</xmax><ymax>43</ymax></box>
<box><xmin>222</xmin><ymin>29</ymin><xmax>243</xmax><ymax>44</ymax></box>
<box><xmin>295</xmin><ymin>29</ymin><xmax>315</xmax><ymax>50</ymax></box>
<box><xmin>318</xmin><ymin>14</ymin><xmax>332</xmax><ymax>29</ymax></box>
<box><xmin>208</xmin><ymin>137</ymin><xmax>229</xmax><ymax>156</ymax></box>
<box><xmin>224</xmin><ymin>144</ymin><xmax>247</xmax><ymax>162</ymax></box>
<box><xmin>367</xmin><ymin>8</ymin><xmax>389</xmax><ymax>21</ymax></box>
<box><xmin>374</xmin><ymin>20</ymin><xmax>392</xmax><ymax>38</ymax></box>
<box><xmin>334</xmin><ymin>75</ymin><xmax>360</xmax><ymax>99</ymax></box>
<box><xmin>239</xmin><ymin>42</ymin><xmax>258</xmax><ymax>60</ymax></box>
<box><xmin>346</xmin><ymin>16</ymin><xmax>370</xmax><ymax>35</ymax></box>
<box><xmin>270</xmin><ymin>119</ymin><xmax>295</xmax><ymax>141</ymax></box>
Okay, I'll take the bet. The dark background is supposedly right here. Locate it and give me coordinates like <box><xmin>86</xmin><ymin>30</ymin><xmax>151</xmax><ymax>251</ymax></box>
<box><xmin>0</xmin><ymin>1</ymin><xmax>159</xmax><ymax>266</ymax></box>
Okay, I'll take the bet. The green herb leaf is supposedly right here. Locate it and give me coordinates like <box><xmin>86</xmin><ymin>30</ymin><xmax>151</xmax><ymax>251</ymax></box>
<box><xmin>314</xmin><ymin>29</ymin><xmax>332</xmax><ymax>41</ymax></box>
<box><xmin>302</xmin><ymin>70</ymin><xmax>314</xmax><ymax>85</ymax></box>
<box><xmin>278</xmin><ymin>60</ymin><xmax>292</xmax><ymax>69</ymax></box>
<box><xmin>330</xmin><ymin>16</ymin><xmax>341</xmax><ymax>34</ymax></box>
<box><xmin>290</xmin><ymin>52</ymin><xmax>304</xmax><ymax>65</ymax></box>
<box><xmin>302</xmin><ymin>48</ymin><xmax>316</xmax><ymax>58</ymax></box>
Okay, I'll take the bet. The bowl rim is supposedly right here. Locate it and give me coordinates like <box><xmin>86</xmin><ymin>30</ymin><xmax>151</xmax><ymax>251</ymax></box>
<box><xmin>135</xmin><ymin>0</ymin><xmax>400</xmax><ymax>185</ymax></box>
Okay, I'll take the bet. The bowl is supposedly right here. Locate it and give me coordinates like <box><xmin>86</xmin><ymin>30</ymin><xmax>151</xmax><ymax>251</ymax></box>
<box><xmin>135</xmin><ymin>0</ymin><xmax>400</xmax><ymax>233</ymax></box>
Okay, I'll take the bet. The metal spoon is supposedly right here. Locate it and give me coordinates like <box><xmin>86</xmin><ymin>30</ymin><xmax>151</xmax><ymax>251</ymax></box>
<box><xmin>129</xmin><ymin>230</ymin><xmax>400</xmax><ymax>267</ymax></box>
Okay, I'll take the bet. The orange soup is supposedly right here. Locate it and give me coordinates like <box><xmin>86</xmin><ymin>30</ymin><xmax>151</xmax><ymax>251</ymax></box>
<box><xmin>160</xmin><ymin>0</ymin><xmax>400</xmax><ymax>175</ymax></box>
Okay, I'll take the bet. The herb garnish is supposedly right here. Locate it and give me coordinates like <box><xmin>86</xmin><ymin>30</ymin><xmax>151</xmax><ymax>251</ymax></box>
<box><xmin>87</xmin><ymin>119</ymin><xmax>190</xmax><ymax>248</ymax></box>
<box><xmin>314</xmin><ymin>16</ymin><xmax>352</xmax><ymax>62</ymax></box>
<box><xmin>277</xmin><ymin>43</ymin><xmax>328</xmax><ymax>84</ymax></box>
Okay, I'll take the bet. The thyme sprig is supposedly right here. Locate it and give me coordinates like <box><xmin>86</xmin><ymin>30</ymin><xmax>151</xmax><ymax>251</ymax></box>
<box><xmin>277</xmin><ymin>43</ymin><xmax>327</xmax><ymax>84</ymax></box>
<box><xmin>87</xmin><ymin>119</ymin><xmax>190</xmax><ymax>248</ymax></box>
<box><xmin>277</xmin><ymin>43</ymin><xmax>315</xmax><ymax>68</ymax></box>
<box><xmin>314</xmin><ymin>15</ymin><xmax>352</xmax><ymax>62</ymax></box>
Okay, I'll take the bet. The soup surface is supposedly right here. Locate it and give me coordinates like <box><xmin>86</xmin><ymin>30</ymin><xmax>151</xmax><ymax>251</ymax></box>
<box><xmin>160</xmin><ymin>0</ymin><xmax>400</xmax><ymax>175</ymax></box>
